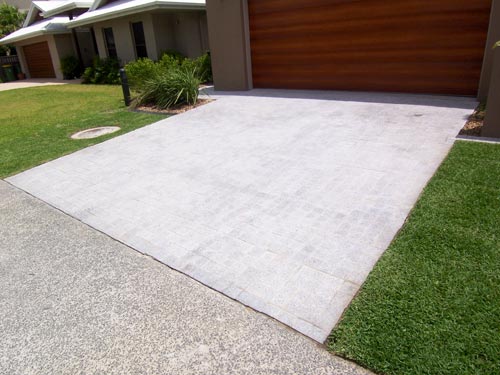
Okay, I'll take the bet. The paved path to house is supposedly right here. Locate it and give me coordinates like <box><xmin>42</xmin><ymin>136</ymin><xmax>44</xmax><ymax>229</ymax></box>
<box><xmin>7</xmin><ymin>89</ymin><xmax>476</xmax><ymax>342</ymax></box>
<box><xmin>0</xmin><ymin>78</ymin><xmax>81</xmax><ymax>92</ymax></box>
<box><xmin>0</xmin><ymin>180</ymin><xmax>372</xmax><ymax>375</ymax></box>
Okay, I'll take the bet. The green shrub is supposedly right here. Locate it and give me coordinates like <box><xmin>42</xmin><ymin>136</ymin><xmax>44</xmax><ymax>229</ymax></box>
<box><xmin>81</xmin><ymin>67</ymin><xmax>93</xmax><ymax>83</ymax></box>
<box><xmin>136</xmin><ymin>66</ymin><xmax>200</xmax><ymax>109</ymax></box>
<box><xmin>158</xmin><ymin>51</ymin><xmax>211</xmax><ymax>82</ymax></box>
<box><xmin>160</xmin><ymin>50</ymin><xmax>185</xmax><ymax>63</ymax></box>
<box><xmin>82</xmin><ymin>57</ymin><xmax>120</xmax><ymax>84</ymax></box>
<box><xmin>158</xmin><ymin>53</ymin><xmax>183</xmax><ymax>71</ymax></box>
<box><xmin>124</xmin><ymin>57</ymin><xmax>161</xmax><ymax>90</ymax></box>
<box><xmin>60</xmin><ymin>55</ymin><xmax>81</xmax><ymax>79</ymax></box>
<box><xmin>124</xmin><ymin>50</ymin><xmax>208</xmax><ymax>108</ymax></box>
<box><xmin>182</xmin><ymin>52</ymin><xmax>212</xmax><ymax>83</ymax></box>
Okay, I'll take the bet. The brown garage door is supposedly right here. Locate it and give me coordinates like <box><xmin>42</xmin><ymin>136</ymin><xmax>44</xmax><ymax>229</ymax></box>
<box><xmin>248</xmin><ymin>0</ymin><xmax>491</xmax><ymax>95</ymax></box>
<box><xmin>23</xmin><ymin>42</ymin><xmax>55</xmax><ymax>79</ymax></box>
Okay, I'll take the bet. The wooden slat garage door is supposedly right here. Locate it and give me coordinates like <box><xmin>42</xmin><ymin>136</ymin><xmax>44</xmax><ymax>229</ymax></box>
<box><xmin>248</xmin><ymin>0</ymin><xmax>491</xmax><ymax>95</ymax></box>
<box><xmin>23</xmin><ymin>42</ymin><xmax>56</xmax><ymax>79</ymax></box>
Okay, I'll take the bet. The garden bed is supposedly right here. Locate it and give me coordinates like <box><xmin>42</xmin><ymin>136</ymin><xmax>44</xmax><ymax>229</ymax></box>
<box><xmin>459</xmin><ymin>102</ymin><xmax>486</xmax><ymax>136</ymax></box>
<box><xmin>134</xmin><ymin>98</ymin><xmax>213</xmax><ymax>115</ymax></box>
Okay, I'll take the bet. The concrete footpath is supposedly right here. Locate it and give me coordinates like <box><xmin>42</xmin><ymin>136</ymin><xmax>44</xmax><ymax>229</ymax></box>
<box><xmin>0</xmin><ymin>79</ymin><xmax>81</xmax><ymax>92</ymax></box>
<box><xmin>0</xmin><ymin>180</ymin><xmax>372</xmax><ymax>375</ymax></box>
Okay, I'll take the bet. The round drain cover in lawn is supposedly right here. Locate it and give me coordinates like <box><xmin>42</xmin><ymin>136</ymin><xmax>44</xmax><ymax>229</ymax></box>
<box><xmin>71</xmin><ymin>126</ymin><xmax>120</xmax><ymax>139</ymax></box>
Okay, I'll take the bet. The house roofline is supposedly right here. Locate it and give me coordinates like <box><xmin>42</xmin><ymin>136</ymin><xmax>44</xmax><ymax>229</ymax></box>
<box><xmin>0</xmin><ymin>28</ymin><xmax>70</xmax><ymax>45</ymax></box>
<box><xmin>1</xmin><ymin>18</ymin><xmax>71</xmax><ymax>45</ymax></box>
<box><xmin>23</xmin><ymin>2</ymin><xmax>44</xmax><ymax>28</ymax></box>
<box><xmin>42</xmin><ymin>1</ymin><xmax>93</xmax><ymax>19</ymax></box>
<box><xmin>68</xmin><ymin>0</ymin><xmax>205</xmax><ymax>28</ymax></box>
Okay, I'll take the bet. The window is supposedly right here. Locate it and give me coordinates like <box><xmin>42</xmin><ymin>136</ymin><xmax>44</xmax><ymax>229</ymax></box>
<box><xmin>103</xmin><ymin>27</ymin><xmax>117</xmax><ymax>58</ymax></box>
<box><xmin>131</xmin><ymin>22</ymin><xmax>148</xmax><ymax>58</ymax></box>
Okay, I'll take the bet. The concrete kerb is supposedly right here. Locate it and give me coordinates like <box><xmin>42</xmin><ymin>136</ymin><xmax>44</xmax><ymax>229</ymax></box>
<box><xmin>456</xmin><ymin>135</ymin><xmax>500</xmax><ymax>144</ymax></box>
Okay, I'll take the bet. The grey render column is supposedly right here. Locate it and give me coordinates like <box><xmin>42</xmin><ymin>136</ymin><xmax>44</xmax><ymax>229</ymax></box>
<box><xmin>205</xmin><ymin>0</ymin><xmax>252</xmax><ymax>91</ymax></box>
<box><xmin>482</xmin><ymin>46</ymin><xmax>500</xmax><ymax>138</ymax></box>
<box><xmin>478</xmin><ymin>0</ymin><xmax>500</xmax><ymax>100</ymax></box>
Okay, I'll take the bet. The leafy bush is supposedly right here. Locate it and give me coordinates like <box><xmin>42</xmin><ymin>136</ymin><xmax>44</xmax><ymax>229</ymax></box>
<box><xmin>158</xmin><ymin>53</ymin><xmax>183</xmax><ymax>71</ymax></box>
<box><xmin>136</xmin><ymin>67</ymin><xmax>200</xmax><ymax>109</ymax></box>
<box><xmin>124</xmin><ymin>50</ymin><xmax>209</xmax><ymax>108</ymax></box>
<box><xmin>160</xmin><ymin>50</ymin><xmax>185</xmax><ymax>63</ymax></box>
<box><xmin>124</xmin><ymin>57</ymin><xmax>161</xmax><ymax>90</ymax></box>
<box><xmin>182</xmin><ymin>52</ymin><xmax>212</xmax><ymax>83</ymax></box>
<box><xmin>82</xmin><ymin>57</ymin><xmax>120</xmax><ymax>84</ymax></box>
<box><xmin>60</xmin><ymin>55</ymin><xmax>81</xmax><ymax>79</ymax></box>
<box><xmin>81</xmin><ymin>67</ymin><xmax>94</xmax><ymax>83</ymax></box>
<box><xmin>159</xmin><ymin>51</ymin><xmax>212</xmax><ymax>83</ymax></box>
<box><xmin>197</xmin><ymin>53</ymin><xmax>212</xmax><ymax>82</ymax></box>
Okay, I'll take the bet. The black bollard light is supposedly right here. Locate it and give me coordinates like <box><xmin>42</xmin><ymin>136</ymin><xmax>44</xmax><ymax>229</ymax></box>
<box><xmin>119</xmin><ymin>68</ymin><xmax>131</xmax><ymax>106</ymax></box>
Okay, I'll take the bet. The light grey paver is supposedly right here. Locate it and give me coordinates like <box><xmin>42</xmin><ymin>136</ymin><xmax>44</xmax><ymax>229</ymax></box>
<box><xmin>7</xmin><ymin>89</ymin><xmax>476</xmax><ymax>342</ymax></box>
<box><xmin>0</xmin><ymin>180</ymin><xmax>372</xmax><ymax>375</ymax></box>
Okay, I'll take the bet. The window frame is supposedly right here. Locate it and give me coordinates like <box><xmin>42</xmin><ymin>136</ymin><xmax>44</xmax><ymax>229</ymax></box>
<box><xmin>102</xmin><ymin>27</ymin><xmax>117</xmax><ymax>59</ymax></box>
<box><xmin>131</xmin><ymin>21</ymin><xmax>148</xmax><ymax>59</ymax></box>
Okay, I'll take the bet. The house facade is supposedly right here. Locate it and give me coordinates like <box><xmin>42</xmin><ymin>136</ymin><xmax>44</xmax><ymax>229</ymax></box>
<box><xmin>206</xmin><ymin>0</ymin><xmax>500</xmax><ymax>99</ymax></box>
<box><xmin>0</xmin><ymin>0</ymin><xmax>208</xmax><ymax>79</ymax></box>
<box><xmin>2</xmin><ymin>0</ymin><xmax>498</xmax><ymax>103</ymax></box>
<box><xmin>69</xmin><ymin>0</ymin><xmax>208</xmax><ymax>64</ymax></box>
<box><xmin>0</xmin><ymin>1</ymin><xmax>96</xmax><ymax>79</ymax></box>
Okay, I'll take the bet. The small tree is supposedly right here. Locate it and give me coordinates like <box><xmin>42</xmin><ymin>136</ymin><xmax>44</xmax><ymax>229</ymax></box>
<box><xmin>0</xmin><ymin>3</ymin><xmax>26</xmax><ymax>56</ymax></box>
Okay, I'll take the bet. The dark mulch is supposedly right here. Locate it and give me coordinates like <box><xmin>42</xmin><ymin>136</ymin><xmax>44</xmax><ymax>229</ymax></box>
<box><xmin>459</xmin><ymin>102</ymin><xmax>486</xmax><ymax>136</ymax></box>
<box><xmin>134</xmin><ymin>98</ymin><xmax>214</xmax><ymax>116</ymax></box>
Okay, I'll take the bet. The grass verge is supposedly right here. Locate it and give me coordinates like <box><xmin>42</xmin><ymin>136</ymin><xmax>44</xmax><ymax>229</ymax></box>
<box><xmin>328</xmin><ymin>141</ymin><xmax>500</xmax><ymax>375</ymax></box>
<box><xmin>0</xmin><ymin>84</ymin><xmax>165</xmax><ymax>178</ymax></box>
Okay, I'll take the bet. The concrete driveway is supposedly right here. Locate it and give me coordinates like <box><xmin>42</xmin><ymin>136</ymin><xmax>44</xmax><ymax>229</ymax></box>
<box><xmin>7</xmin><ymin>89</ymin><xmax>476</xmax><ymax>342</ymax></box>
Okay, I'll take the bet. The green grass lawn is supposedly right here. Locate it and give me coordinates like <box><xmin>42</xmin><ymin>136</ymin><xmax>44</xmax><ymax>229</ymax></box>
<box><xmin>0</xmin><ymin>84</ymin><xmax>165</xmax><ymax>178</ymax></box>
<box><xmin>328</xmin><ymin>141</ymin><xmax>500</xmax><ymax>374</ymax></box>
